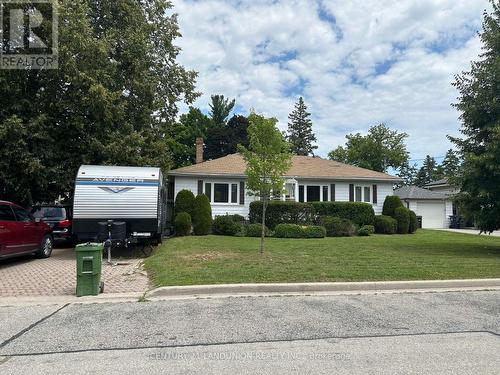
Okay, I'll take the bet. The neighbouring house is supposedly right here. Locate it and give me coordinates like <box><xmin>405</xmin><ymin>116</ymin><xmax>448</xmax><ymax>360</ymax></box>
<box><xmin>167</xmin><ymin>139</ymin><xmax>401</xmax><ymax>219</ymax></box>
<box><xmin>425</xmin><ymin>178</ymin><xmax>459</xmax><ymax>196</ymax></box>
<box><xmin>394</xmin><ymin>185</ymin><xmax>453</xmax><ymax>229</ymax></box>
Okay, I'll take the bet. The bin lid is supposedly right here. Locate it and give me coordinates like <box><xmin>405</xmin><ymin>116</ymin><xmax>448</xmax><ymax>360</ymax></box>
<box><xmin>75</xmin><ymin>243</ymin><xmax>104</xmax><ymax>251</ymax></box>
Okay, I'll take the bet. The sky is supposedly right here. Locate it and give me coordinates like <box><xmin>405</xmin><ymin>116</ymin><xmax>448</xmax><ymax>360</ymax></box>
<box><xmin>172</xmin><ymin>0</ymin><xmax>490</xmax><ymax>163</ymax></box>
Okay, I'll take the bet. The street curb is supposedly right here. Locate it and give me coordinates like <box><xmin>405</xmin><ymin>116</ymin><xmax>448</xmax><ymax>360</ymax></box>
<box><xmin>146</xmin><ymin>279</ymin><xmax>500</xmax><ymax>300</ymax></box>
<box><xmin>0</xmin><ymin>292</ymin><xmax>144</xmax><ymax>306</ymax></box>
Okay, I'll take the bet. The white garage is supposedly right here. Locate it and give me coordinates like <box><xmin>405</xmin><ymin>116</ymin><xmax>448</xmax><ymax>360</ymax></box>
<box><xmin>394</xmin><ymin>186</ymin><xmax>453</xmax><ymax>229</ymax></box>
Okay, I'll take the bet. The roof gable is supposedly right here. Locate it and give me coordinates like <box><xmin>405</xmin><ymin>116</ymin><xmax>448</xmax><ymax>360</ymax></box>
<box><xmin>394</xmin><ymin>185</ymin><xmax>448</xmax><ymax>200</ymax></box>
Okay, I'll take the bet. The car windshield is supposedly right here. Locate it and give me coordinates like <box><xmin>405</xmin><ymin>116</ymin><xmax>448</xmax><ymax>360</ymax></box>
<box><xmin>31</xmin><ymin>207</ymin><xmax>66</xmax><ymax>219</ymax></box>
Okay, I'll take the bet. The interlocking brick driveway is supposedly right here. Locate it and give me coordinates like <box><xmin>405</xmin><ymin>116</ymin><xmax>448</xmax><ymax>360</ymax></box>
<box><xmin>0</xmin><ymin>247</ymin><xmax>150</xmax><ymax>297</ymax></box>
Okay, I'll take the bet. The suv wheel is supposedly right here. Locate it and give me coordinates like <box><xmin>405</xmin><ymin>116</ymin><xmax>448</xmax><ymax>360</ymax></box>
<box><xmin>37</xmin><ymin>235</ymin><xmax>53</xmax><ymax>258</ymax></box>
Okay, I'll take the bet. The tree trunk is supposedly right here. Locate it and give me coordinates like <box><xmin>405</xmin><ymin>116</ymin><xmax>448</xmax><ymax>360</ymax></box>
<box><xmin>260</xmin><ymin>199</ymin><xmax>267</xmax><ymax>254</ymax></box>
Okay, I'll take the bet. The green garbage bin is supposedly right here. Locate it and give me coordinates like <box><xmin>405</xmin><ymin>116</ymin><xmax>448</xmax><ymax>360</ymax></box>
<box><xmin>75</xmin><ymin>243</ymin><xmax>103</xmax><ymax>296</ymax></box>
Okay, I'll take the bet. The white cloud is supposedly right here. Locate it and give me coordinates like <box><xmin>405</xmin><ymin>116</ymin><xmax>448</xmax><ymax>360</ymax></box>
<box><xmin>172</xmin><ymin>0</ymin><xmax>490</xmax><ymax>161</ymax></box>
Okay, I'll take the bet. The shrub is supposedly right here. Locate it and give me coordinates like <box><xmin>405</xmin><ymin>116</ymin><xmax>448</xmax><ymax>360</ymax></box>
<box><xmin>382</xmin><ymin>195</ymin><xmax>404</xmax><ymax>218</ymax></box>
<box><xmin>409</xmin><ymin>210</ymin><xmax>418</xmax><ymax>233</ymax></box>
<box><xmin>249</xmin><ymin>201</ymin><xmax>315</xmax><ymax>229</ymax></box>
<box><xmin>175</xmin><ymin>190</ymin><xmax>196</xmax><ymax>217</ymax></box>
<box><xmin>358</xmin><ymin>225</ymin><xmax>375</xmax><ymax>236</ymax></box>
<box><xmin>213</xmin><ymin>215</ymin><xmax>243</xmax><ymax>236</ymax></box>
<box><xmin>312</xmin><ymin>202</ymin><xmax>375</xmax><ymax>226</ymax></box>
<box><xmin>374</xmin><ymin>215</ymin><xmax>397</xmax><ymax>234</ymax></box>
<box><xmin>227</xmin><ymin>214</ymin><xmax>246</xmax><ymax>223</ymax></box>
<box><xmin>192</xmin><ymin>194</ymin><xmax>212</xmax><ymax>235</ymax></box>
<box><xmin>273</xmin><ymin>224</ymin><xmax>326</xmax><ymax>238</ymax></box>
<box><xmin>320</xmin><ymin>216</ymin><xmax>357</xmax><ymax>237</ymax></box>
<box><xmin>246</xmin><ymin>223</ymin><xmax>270</xmax><ymax>237</ymax></box>
<box><xmin>174</xmin><ymin>212</ymin><xmax>191</xmax><ymax>236</ymax></box>
<box><xmin>394</xmin><ymin>206</ymin><xmax>410</xmax><ymax>234</ymax></box>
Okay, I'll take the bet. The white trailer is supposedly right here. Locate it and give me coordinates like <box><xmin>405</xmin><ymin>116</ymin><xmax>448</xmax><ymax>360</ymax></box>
<box><xmin>72</xmin><ymin>165</ymin><xmax>167</xmax><ymax>244</ymax></box>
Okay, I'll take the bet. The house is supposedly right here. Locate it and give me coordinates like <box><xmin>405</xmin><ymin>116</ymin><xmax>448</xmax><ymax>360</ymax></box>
<box><xmin>167</xmin><ymin>139</ymin><xmax>401</xmax><ymax>218</ymax></box>
<box><xmin>394</xmin><ymin>185</ymin><xmax>453</xmax><ymax>228</ymax></box>
<box><xmin>425</xmin><ymin>178</ymin><xmax>458</xmax><ymax>196</ymax></box>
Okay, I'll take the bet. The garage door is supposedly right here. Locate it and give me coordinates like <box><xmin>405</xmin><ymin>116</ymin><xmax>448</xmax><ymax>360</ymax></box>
<box><xmin>418</xmin><ymin>201</ymin><xmax>445</xmax><ymax>228</ymax></box>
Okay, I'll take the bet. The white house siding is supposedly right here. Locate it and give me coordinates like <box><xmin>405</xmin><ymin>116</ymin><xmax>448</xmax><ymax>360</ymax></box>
<box><xmin>173</xmin><ymin>176</ymin><xmax>394</xmax><ymax>218</ymax></box>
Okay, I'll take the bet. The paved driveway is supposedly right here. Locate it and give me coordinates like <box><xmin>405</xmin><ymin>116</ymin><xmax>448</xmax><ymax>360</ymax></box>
<box><xmin>0</xmin><ymin>247</ymin><xmax>150</xmax><ymax>297</ymax></box>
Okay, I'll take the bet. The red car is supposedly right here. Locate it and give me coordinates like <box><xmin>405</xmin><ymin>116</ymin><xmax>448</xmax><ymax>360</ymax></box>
<box><xmin>0</xmin><ymin>201</ymin><xmax>54</xmax><ymax>259</ymax></box>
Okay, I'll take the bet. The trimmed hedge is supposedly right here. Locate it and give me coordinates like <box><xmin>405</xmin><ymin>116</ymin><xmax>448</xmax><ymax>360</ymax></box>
<box><xmin>382</xmin><ymin>195</ymin><xmax>404</xmax><ymax>218</ymax></box>
<box><xmin>374</xmin><ymin>215</ymin><xmax>397</xmax><ymax>234</ymax></box>
<box><xmin>213</xmin><ymin>215</ymin><xmax>243</xmax><ymax>236</ymax></box>
<box><xmin>358</xmin><ymin>225</ymin><xmax>375</xmax><ymax>236</ymax></box>
<box><xmin>394</xmin><ymin>207</ymin><xmax>410</xmax><ymax>234</ymax></box>
<box><xmin>274</xmin><ymin>224</ymin><xmax>326</xmax><ymax>238</ymax></box>
<box><xmin>246</xmin><ymin>223</ymin><xmax>270</xmax><ymax>237</ymax></box>
<box><xmin>249</xmin><ymin>201</ymin><xmax>315</xmax><ymax>229</ymax></box>
<box><xmin>175</xmin><ymin>189</ymin><xmax>196</xmax><ymax>217</ymax></box>
<box><xmin>320</xmin><ymin>216</ymin><xmax>357</xmax><ymax>237</ymax></box>
<box><xmin>192</xmin><ymin>194</ymin><xmax>212</xmax><ymax>235</ymax></box>
<box><xmin>174</xmin><ymin>212</ymin><xmax>191</xmax><ymax>236</ymax></box>
<box><xmin>409</xmin><ymin>210</ymin><xmax>418</xmax><ymax>233</ymax></box>
<box><xmin>312</xmin><ymin>202</ymin><xmax>375</xmax><ymax>226</ymax></box>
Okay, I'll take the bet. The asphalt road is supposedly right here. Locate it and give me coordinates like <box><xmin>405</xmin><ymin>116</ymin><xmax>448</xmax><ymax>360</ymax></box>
<box><xmin>0</xmin><ymin>291</ymin><xmax>499</xmax><ymax>374</ymax></box>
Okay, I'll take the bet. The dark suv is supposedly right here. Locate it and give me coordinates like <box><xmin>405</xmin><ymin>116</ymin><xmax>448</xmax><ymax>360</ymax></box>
<box><xmin>30</xmin><ymin>205</ymin><xmax>74</xmax><ymax>244</ymax></box>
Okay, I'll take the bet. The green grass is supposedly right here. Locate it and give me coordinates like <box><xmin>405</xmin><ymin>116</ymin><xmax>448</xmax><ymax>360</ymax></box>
<box><xmin>144</xmin><ymin>230</ymin><xmax>500</xmax><ymax>286</ymax></box>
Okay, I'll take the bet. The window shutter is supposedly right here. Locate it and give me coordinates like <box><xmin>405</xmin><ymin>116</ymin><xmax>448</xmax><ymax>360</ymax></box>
<box><xmin>349</xmin><ymin>184</ymin><xmax>354</xmax><ymax>202</ymax></box>
<box><xmin>197</xmin><ymin>180</ymin><xmax>203</xmax><ymax>195</ymax></box>
<box><xmin>330</xmin><ymin>184</ymin><xmax>335</xmax><ymax>201</ymax></box>
<box><xmin>372</xmin><ymin>184</ymin><xmax>378</xmax><ymax>204</ymax></box>
<box><xmin>239</xmin><ymin>181</ymin><xmax>245</xmax><ymax>205</ymax></box>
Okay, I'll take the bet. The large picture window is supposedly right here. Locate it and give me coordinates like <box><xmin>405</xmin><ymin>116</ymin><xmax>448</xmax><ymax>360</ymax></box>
<box><xmin>355</xmin><ymin>185</ymin><xmax>372</xmax><ymax>203</ymax></box>
<box><xmin>214</xmin><ymin>183</ymin><xmax>229</xmax><ymax>203</ymax></box>
<box><xmin>307</xmin><ymin>186</ymin><xmax>320</xmax><ymax>202</ymax></box>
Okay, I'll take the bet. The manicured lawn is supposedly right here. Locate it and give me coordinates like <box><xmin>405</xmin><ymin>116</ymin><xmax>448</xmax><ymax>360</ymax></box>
<box><xmin>144</xmin><ymin>230</ymin><xmax>500</xmax><ymax>286</ymax></box>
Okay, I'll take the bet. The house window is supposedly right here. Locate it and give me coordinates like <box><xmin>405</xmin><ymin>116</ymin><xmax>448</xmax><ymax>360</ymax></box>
<box><xmin>214</xmin><ymin>183</ymin><xmax>229</xmax><ymax>203</ymax></box>
<box><xmin>322</xmin><ymin>186</ymin><xmax>329</xmax><ymax>202</ymax></box>
<box><xmin>355</xmin><ymin>185</ymin><xmax>372</xmax><ymax>203</ymax></box>
<box><xmin>364</xmin><ymin>187</ymin><xmax>371</xmax><ymax>203</ymax></box>
<box><xmin>299</xmin><ymin>185</ymin><xmax>305</xmax><ymax>202</ymax></box>
<box><xmin>285</xmin><ymin>183</ymin><xmax>295</xmax><ymax>201</ymax></box>
<box><xmin>231</xmin><ymin>183</ymin><xmax>238</xmax><ymax>203</ymax></box>
<box><xmin>204</xmin><ymin>183</ymin><xmax>211</xmax><ymax>202</ymax></box>
<box><xmin>307</xmin><ymin>186</ymin><xmax>321</xmax><ymax>202</ymax></box>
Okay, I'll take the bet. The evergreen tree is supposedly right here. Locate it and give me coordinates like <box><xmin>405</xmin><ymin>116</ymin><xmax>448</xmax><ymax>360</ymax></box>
<box><xmin>286</xmin><ymin>97</ymin><xmax>317</xmax><ymax>155</ymax></box>
<box><xmin>397</xmin><ymin>161</ymin><xmax>418</xmax><ymax>187</ymax></box>
<box><xmin>415</xmin><ymin>156</ymin><xmax>442</xmax><ymax>187</ymax></box>
<box><xmin>449</xmin><ymin>2</ymin><xmax>500</xmax><ymax>232</ymax></box>
<box><xmin>209</xmin><ymin>94</ymin><xmax>235</xmax><ymax>128</ymax></box>
<box><xmin>441</xmin><ymin>149</ymin><xmax>462</xmax><ymax>178</ymax></box>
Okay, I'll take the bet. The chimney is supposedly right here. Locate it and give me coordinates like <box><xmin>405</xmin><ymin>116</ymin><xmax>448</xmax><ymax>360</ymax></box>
<box><xmin>195</xmin><ymin>137</ymin><xmax>204</xmax><ymax>164</ymax></box>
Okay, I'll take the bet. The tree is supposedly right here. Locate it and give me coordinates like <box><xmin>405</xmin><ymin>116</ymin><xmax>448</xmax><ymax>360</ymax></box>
<box><xmin>328</xmin><ymin>124</ymin><xmax>409</xmax><ymax>172</ymax></box>
<box><xmin>415</xmin><ymin>155</ymin><xmax>443</xmax><ymax>187</ymax></box>
<box><xmin>286</xmin><ymin>97</ymin><xmax>317</xmax><ymax>155</ymax></box>
<box><xmin>209</xmin><ymin>94</ymin><xmax>235</xmax><ymax>128</ymax></box>
<box><xmin>449</xmin><ymin>2</ymin><xmax>500</xmax><ymax>233</ymax></box>
<box><xmin>397</xmin><ymin>161</ymin><xmax>418</xmax><ymax>187</ymax></box>
<box><xmin>192</xmin><ymin>194</ymin><xmax>212</xmax><ymax>235</ymax></box>
<box><xmin>205</xmin><ymin>114</ymin><xmax>250</xmax><ymax>160</ymax></box>
<box><xmin>0</xmin><ymin>0</ymin><xmax>199</xmax><ymax>205</ymax></box>
<box><xmin>239</xmin><ymin>113</ymin><xmax>292</xmax><ymax>253</ymax></box>
<box><xmin>441</xmin><ymin>149</ymin><xmax>462</xmax><ymax>178</ymax></box>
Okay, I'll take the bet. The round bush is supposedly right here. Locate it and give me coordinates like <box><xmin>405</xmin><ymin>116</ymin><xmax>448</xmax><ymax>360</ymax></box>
<box><xmin>302</xmin><ymin>226</ymin><xmax>326</xmax><ymax>238</ymax></box>
<box><xmin>274</xmin><ymin>224</ymin><xmax>326</xmax><ymax>238</ymax></box>
<box><xmin>382</xmin><ymin>195</ymin><xmax>404</xmax><ymax>218</ymax></box>
<box><xmin>174</xmin><ymin>212</ymin><xmax>191</xmax><ymax>236</ymax></box>
<box><xmin>374</xmin><ymin>215</ymin><xmax>397</xmax><ymax>234</ymax></box>
<box><xmin>227</xmin><ymin>214</ymin><xmax>246</xmax><ymax>223</ymax></box>
<box><xmin>213</xmin><ymin>215</ymin><xmax>243</xmax><ymax>236</ymax></box>
<box><xmin>394</xmin><ymin>206</ymin><xmax>410</xmax><ymax>234</ymax></box>
<box><xmin>321</xmin><ymin>216</ymin><xmax>357</xmax><ymax>237</ymax></box>
<box><xmin>246</xmin><ymin>223</ymin><xmax>269</xmax><ymax>237</ymax></box>
<box><xmin>409</xmin><ymin>210</ymin><xmax>418</xmax><ymax>233</ymax></box>
<box><xmin>358</xmin><ymin>225</ymin><xmax>375</xmax><ymax>236</ymax></box>
<box><xmin>192</xmin><ymin>194</ymin><xmax>212</xmax><ymax>235</ymax></box>
<box><xmin>175</xmin><ymin>190</ymin><xmax>196</xmax><ymax>217</ymax></box>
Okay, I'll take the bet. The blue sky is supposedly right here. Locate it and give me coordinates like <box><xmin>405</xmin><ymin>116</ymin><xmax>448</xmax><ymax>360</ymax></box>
<box><xmin>172</xmin><ymin>0</ymin><xmax>490</xmax><ymax>162</ymax></box>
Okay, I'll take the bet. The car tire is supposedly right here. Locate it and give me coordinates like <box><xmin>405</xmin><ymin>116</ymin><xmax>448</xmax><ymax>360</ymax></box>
<box><xmin>37</xmin><ymin>235</ymin><xmax>53</xmax><ymax>258</ymax></box>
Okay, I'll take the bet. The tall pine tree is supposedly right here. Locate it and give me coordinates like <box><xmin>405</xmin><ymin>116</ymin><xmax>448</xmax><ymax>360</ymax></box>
<box><xmin>286</xmin><ymin>97</ymin><xmax>317</xmax><ymax>156</ymax></box>
<box><xmin>441</xmin><ymin>149</ymin><xmax>462</xmax><ymax>178</ymax></box>
<box><xmin>415</xmin><ymin>156</ymin><xmax>442</xmax><ymax>187</ymax></box>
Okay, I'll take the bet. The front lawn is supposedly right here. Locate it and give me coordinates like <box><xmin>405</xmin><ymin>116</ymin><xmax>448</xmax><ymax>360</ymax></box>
<box><xmin>144</xmin><ymin>230</ymin><xmax>500</xmax><ymax>286</ymax></box>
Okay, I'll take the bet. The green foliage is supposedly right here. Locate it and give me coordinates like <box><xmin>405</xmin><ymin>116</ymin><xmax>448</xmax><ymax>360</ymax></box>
<box><xmin>415</xmin><ymin>155</ymin><xmax>443</xmax><ymax>187</ymax></box>
<box><xmin>320</xmin><ymin>217</ymin><xmax>357</xmax><ymax>237</ymax></box>
<box><xmin>274</xmin><ymin>224</ymin><xmax>326</xmax><ymax>238</ymax></box>
<box><xmin>286</xmin><ymin>97</ymin><xmax>317</xmax><ymax>155</ymax></box>
<box><xmin>205</xmin><ymin>115</ymin><xmax>250</xmax><ymax>161</ymax></box>
<box><xmin>382</xmin><ymin>196</ymin><xmax>404</xmax><ymax>218</ymax></box>
<box><xmin>312</xmin><ymin>202</ymin><xmax>375</xmax><ymax>226</ymax></box>
<box><xmin>374</xmin><ymin>215</ymin><xmax>398</xmax><ymax>234</ymax></box>
<box><xmin>175</xmin><ymin>190</ymin><xmax>196</xmax><ymax>217</ymax></box>
<box><xmin>449</xmin><ymin>3</ymin><xmax>500</xmax><ymax>233</ymax></box>
<box><xmin>227</xmin><ymin>214</ymin><xmax>246</xmax><ymax>223</ymax></box>
<box><xmin>249</xmin><ymin>201</ymin><xmax>315</xmax><ymax>229</ymax></box>
<box><xmin>328</xmin><ymin>124</ymin><xmax>409</xmax><ymax>172</ymax></box>
<box><xmin>0</xmin><ymin>0</ymin><xmax>199</xmax><ymax>205</ymax></box>
<box><xmin>397</xmin><ymin>161</ymin><xmax>418</xmax><ymax>187</ymax></box>
<box><xmin>246</xmin><ymin>223</ymin><xmax>270</xmax><ymax>237</ymax></box>
<box><xmin>212</xmin><ymin>215</ymin><xmax>243</xmax><ymax>236</ymax></box>
<box><xmin>409</xmin><ymin>210</ymin><xmax>418</xmax><ymax>234</ymax></box>
<box><xmin>174</xmin><ymin>212</ymin><xmax>192</xmax><ymax>236</ymax></box>
<box><xmin>394</xmin><ymin>207</ymin><xmax>410</xmax><ymax>234</ymax></box>
<box><xmin>358</xmin><ymin>225</ymin><xmax>375</xmax><ymax>236</ymax></box>
<box><xmin>209</xmin><ymin>94</ymin><xmax>235</xmax><ymax>128</ymax></box>
<box><xmin>441</xmin><ymin>149</ymin><xmax>462</xmax><ymax>177</ymax></box>
<box><xmin>192</xmin><ymin>194</ymin><xmax>212</xmax><ymax>235</ymax></box>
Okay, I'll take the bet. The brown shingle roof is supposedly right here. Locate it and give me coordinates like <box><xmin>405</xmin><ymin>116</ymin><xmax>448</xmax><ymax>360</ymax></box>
<box><xmin>169</xmin><ymin>154</ymin><xmax>400</xmax><ymax>181</ymax></box>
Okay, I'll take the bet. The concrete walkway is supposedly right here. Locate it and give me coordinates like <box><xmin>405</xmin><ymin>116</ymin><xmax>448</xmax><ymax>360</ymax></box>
<box><xmin>435</xmin><ymin>228</ymin><xmax>500</xmax><ymax>236</ymax></box>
